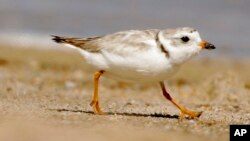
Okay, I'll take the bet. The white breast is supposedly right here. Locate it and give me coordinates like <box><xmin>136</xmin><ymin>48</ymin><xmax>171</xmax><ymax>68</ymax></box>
<box><xmin>80</xmin><ymin>44</ymin><xmax>177</xmax><ymax>83</ymax></box>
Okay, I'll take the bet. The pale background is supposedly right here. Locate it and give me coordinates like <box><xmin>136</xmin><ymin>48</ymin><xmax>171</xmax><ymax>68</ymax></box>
<box><xmin>0</xmin><ymin>0</ymin><xmax>249</xmax><ymax>57</ymax></box>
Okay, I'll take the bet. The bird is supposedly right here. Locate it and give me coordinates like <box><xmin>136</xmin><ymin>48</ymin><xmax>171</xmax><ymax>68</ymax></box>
<box><xmin>52</xmin><ymin>27</ymin><xmax>215</xmax><ymax>119</ymax></box>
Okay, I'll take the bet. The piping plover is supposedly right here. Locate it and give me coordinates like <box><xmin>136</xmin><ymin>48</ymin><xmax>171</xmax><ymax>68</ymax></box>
<box><xmin>52</xmin><ymin>27</ymin><xmax>215</xmax><ymax>118</ymax></box>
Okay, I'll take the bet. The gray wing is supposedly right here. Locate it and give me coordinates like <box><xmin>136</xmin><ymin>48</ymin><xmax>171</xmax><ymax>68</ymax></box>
<box><xmin>52</xmin><ymin>29</ymin><xmax>160</xmax><ymax>54</ymax></box>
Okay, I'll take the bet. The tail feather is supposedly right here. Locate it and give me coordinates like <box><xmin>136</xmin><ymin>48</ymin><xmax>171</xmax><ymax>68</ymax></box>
<box><xmin>51</xmin><ymin>35</ymin><xmax>101</xmax><ymax>51</ymax></box>
<box><xmin>51</xmin><ymin>35</ymin><xmax>88</xmax><ymax>49</ymax></box>
<box><xmin>51</xmin><ymin>35</ymin><xmax>66</xmax><ymax>43</ymax></box>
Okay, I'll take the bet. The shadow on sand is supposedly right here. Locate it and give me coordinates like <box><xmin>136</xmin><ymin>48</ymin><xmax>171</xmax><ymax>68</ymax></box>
<box><xmin>48</xmin><ymin>108</ymin><xmax>179</xmax><ymax>119</ymax></box>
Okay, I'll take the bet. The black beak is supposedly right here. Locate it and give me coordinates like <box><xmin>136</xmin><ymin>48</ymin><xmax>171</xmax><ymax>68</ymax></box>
<box><xmin>199</xmin><ymin>41</ymin><xmax>216</xmax><ymax>50</ymax></box>
<box><xmin>205</xmin><ymin>42</ymin><xmax>216</xmax><ymax>50</ymax></box>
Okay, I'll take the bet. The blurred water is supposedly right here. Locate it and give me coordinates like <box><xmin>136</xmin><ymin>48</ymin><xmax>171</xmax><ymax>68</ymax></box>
<box><xmin>0</xmin><ymin>0</ymin><xmax>249</xmax><ymax>58</ymax></box>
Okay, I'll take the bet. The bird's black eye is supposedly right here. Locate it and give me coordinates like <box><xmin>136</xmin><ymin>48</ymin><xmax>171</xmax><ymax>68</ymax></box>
<box><xmin>181</xmin><ymin>36</ymin><xmax>190</xmax><ymax>42</ymax></box>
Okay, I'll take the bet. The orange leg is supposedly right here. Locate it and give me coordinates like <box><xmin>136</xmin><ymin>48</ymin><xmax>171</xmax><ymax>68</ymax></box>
<box><xmin>159</xmin><ymin>82</ymin><xmax>202</xmax><ymax>119</ymax></box>
<box><xmin>90</xmin><ymin>70</ymin><xmax>104</xmax><ymax>114</ymax></box>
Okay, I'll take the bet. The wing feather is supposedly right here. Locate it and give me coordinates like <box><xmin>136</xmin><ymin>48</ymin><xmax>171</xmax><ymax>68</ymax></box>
<box><xmin>51</xmin><ymin>29</ymin><xmax>159</xmax><ymax>54</ymax></box>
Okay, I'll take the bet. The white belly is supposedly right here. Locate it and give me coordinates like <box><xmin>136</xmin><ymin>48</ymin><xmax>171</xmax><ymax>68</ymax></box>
<box><xmin>103</xmin><ymin>66</ymin><xmax>178</xmax><ymax>83</ymax></box>
<box><xmin>81</xmin><ymin>48</ymin><xmax>178</xmax><ymax>83</ymax></box>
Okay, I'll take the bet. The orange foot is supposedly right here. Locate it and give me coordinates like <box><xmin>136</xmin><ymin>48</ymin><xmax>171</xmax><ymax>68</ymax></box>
<box><xmin>90</xmin><ymin>100</ymin><xmax>104</xmax><ymax>115</ymax></box>
<box><xmin>179</xmin><ymin>108</ymin><xmax>202</xmax><ymax>119</ymax></box>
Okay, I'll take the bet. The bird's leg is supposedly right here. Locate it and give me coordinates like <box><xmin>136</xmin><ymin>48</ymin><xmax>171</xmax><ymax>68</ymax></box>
<box><xmin>90</xmin><ymin>70</ymin><xmax>104</xmax><ymax>114</ymax></box>
<box><xmin>159</xmin><ymin>82</ymin><xmax>202</xmax><ymax>119</ymax></box>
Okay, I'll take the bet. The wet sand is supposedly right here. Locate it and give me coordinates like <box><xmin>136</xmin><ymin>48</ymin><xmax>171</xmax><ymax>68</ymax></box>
<box><xmin>0</xmin><ymin>46</ymin><xmax>250</xmax><ymax>141</ymax></box>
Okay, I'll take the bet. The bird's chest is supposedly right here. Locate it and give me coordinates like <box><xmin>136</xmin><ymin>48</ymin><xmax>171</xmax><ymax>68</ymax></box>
<box><xmin>103</xmin><ymin>51</ymin><xmax>177</xmax><ymax>82</ymax></box>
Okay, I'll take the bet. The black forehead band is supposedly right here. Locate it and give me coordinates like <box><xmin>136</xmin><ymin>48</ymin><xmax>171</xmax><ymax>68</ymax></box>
<box><xmin>190</xmin><ymin>29</ymin><xmax>197</xmax><ymax>33</ymax></box>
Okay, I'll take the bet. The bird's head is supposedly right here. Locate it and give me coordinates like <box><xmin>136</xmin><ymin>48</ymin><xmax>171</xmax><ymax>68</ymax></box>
<box><xmin>159</xmin><ymin>27</ymin><xmax>215</xmax><ymax>64</ymax></box>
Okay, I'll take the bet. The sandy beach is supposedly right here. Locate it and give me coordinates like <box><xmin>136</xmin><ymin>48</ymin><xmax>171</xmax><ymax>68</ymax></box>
<box><xmin>0</xmin><ymin>45</ymin><xmax>249</xmax><ymax>141</ymax></box>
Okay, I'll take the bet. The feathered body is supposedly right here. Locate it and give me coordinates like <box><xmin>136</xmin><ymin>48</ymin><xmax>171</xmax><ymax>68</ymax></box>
<box><xmin>52</xmin><ymin>27</ymin><xmax>203</xmax><ymax>82</ymax></box>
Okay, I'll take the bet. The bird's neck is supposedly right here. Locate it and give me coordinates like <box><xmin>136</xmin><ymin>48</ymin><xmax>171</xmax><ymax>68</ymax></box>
<box><xmin>168</xmin><ymin>49</ymin><xmax>195</xmax><ymax>65</ymax></box>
